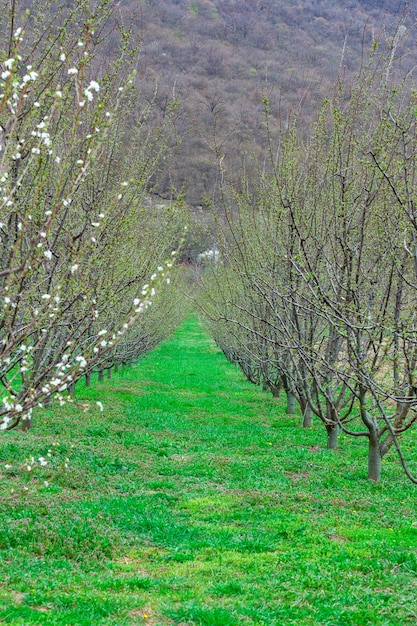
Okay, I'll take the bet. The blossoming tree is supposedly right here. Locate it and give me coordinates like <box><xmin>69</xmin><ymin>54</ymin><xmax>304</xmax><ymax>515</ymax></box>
<box><xmin>0</xmin><ymin>1</ymin><xmax>183</xmax><ymax>430</ymax></box>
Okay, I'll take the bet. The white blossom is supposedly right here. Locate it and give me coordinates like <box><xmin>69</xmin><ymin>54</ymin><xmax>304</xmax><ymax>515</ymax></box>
<box><xmin>76</xmin><ymin>355</ymin><xmax>87</xmax><ymax>369</ymax></box>
<box><xmin>22</xmin><ymin>71</ymin><xmax>38</xmax><ymax>83</ymax></box>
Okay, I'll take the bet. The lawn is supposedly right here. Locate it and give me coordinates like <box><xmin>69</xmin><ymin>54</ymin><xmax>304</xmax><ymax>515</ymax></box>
<box><xmin>0</xmin><ymin>315</ymin><xmax>416</xmax><ymax>625</ymax></box>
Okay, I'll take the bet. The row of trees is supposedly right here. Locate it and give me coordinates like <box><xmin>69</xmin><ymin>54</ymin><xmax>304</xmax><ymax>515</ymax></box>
<box><xmin>0</xmin><ymin>1</ymin><xmax>187</xmax><ymax>431</ymax></box>
<box><xmin>198</xmin><ymin>36</ymin><xmax>417</xmax><ymax>482</ymax></box>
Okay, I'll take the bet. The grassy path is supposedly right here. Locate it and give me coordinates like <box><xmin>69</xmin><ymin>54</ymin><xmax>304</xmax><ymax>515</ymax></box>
<box><xmin>0</xmin><ymin>316</ymin><xmax>417</xmax><ymax>625</ymax></box>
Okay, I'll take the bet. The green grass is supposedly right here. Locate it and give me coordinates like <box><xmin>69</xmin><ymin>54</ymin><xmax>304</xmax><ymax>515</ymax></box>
<box><xmin>1</xmin><ymin>315</ymin><xmax>417</xmax><ymax>625</ymax></box>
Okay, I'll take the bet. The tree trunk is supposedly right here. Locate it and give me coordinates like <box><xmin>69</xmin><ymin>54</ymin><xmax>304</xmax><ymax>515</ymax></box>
<box><xmin>68</xmin><ymin>381</ymin><xmax>76</xmax><ymax>396</ymax></box>
<box><xmin>114</xmin><ymin>362</ymin><xmax>119</xmax><ymax>374</ymax></box>
<box><xmin>368</xmin><ymin>437</ymin><xmax>382</xmax><ymax>482</ymax></box>
<box><xmin>326</xmin><ymin>424</ymin><xmax>338</xmax><ymax>449</ymax></box>
<box><xmin>286</xmin><ymin>391</ymin><xmax>296</xmax><ymax>414</ymax></box>
<box><xmin>271</xmin><ymin>384</ymin><xmax>281</xmax><ymax>398</ymax></box>
<box><xmin>98</xmin><ymin>369</ymin><xmax>104</xmax><ymax>382</ymax></box>
<box><xmin>21</xmin><ymin>414</ymin><xmax>33</xmax><ymax>431</ymax></box>
<box><xmin>85</xmin><ymin>371</ymin><xmax>91</xmax><ymax>387</ymax></box>
<box><xmin>302</xmin><ymin>404</ymin><xmax>313</xmax><ymax>428</ymax></box>
<box><xmin>107</xmin><ymin>367</ymin><xmax>112</xmax><ymax>380</ymax></box>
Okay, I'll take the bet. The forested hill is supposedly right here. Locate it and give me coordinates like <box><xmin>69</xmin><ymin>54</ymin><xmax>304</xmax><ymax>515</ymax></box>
<box><xmin>115</xmin><ymin>0</ymin><xmax>413</xmax><ymax>204</ymax></box>
<box><xmin>19</xmin><ymin>0</ymin><xmax>409</xmax><ymax>205</ymax></box>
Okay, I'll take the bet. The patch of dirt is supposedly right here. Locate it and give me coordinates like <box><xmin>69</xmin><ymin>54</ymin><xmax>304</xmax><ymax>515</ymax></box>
<box><xmin>129</xmin><ymin>606</ymin><xmax>162</xmax><ymax>625</ymax></box>
<box><xmin>328</xmin><ymin>533</ymin><xmax>349</xmax><ymax>543</ymax></box>
<box><xmin>10</xmin><ymin>591</ymin><xmax>25</xmax><ymax>604</ymax></box>
<box><xmin>210</xmin><ymin>456</ymin><xmax>233</xmax><ymax>466</ymax></box>
<box><xmin>330</xmin><ymin>499</ymin><xmax>348</xmax><ymax>507</ymax></box>
<box><xmin>114</xmin><ymin>546</ymin><xmax>167</xmax><ymax>565</ymax></box>
<box><xmin>112</xmin><ymin>387</ymin><xmax>145</xmax><ymax>396</ymax></box>
<box><xmin>284</xmin><ymin>471</ymin><xmax>310</xmax><ymax>482</ymax></box>
<box><xmin>169</xmin><ymin>454</ymin><xmax>196</xmax><ymax>463</ymax></box>
<box><xmin>349</xmin><ymin>498</ymin><xmax>372</xmax><ymax>510</ymax></box>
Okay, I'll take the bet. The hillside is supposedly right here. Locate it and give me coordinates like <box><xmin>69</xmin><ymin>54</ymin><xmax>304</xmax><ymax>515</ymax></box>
<box><xmin>6</xmin><ymin>0</ymin><xmax>414</xmax><ymax>205</ymax></box>
<box><xmin>118</xmin><ymin>0</ymin><xmax>415</xmax><ymax>204</ymax></box>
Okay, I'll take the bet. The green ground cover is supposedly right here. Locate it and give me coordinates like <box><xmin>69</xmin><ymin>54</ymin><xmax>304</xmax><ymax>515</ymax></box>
<box><xmin>0</xmin><ymin>315</ymin><xmax>417</xmax><ymax>625</ymax></box>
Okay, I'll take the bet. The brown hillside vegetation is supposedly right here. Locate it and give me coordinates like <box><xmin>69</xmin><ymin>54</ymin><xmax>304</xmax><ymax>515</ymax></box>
<box><xmin>5</xmin><ymin>0</ymin><xmax>415</xmax><ymax>204</ymax></box>
<box><xmin>119</xmin><ymin>0</ymin><xmax>415</xmax><ymax>204</ymax></box>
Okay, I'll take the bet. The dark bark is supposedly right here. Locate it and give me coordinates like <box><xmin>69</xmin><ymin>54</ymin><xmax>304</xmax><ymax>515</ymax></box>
<box><xmin>368</xmin><ymin>436</ymin><xmax>382</xmax><ymax>482</ymax></box>
<box><xmin>98</xmin><ymin>369</ymin><xmax>104</xmax><ymax>382</ymax></box>
<box><xmin>326</xmin><ymin>424</ymin><xmax>338</xmax><ymax>449</ymax></box>
<box><xmin>286</xmin><ymin>390</ymin><xmax>296</xmax><ymax>414</ymax></box>
<box><xmin>270</xmin><ymin>383</ymin><xmax>281</xmax><ymax>397</ymax></box>
<box><xmin>85</xmin><ymin>371</ymin><xmax>91</xmax><ymax>387</ymax></box>
<box><xmin>302</xmin><ymin>404</ymin><xmax>313</xmax><ymax>428</ymax></box>
<box><xmin>21</xmin><ymin>414</ymin><xmax>33</xmax><ymax>431</ymax></box>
